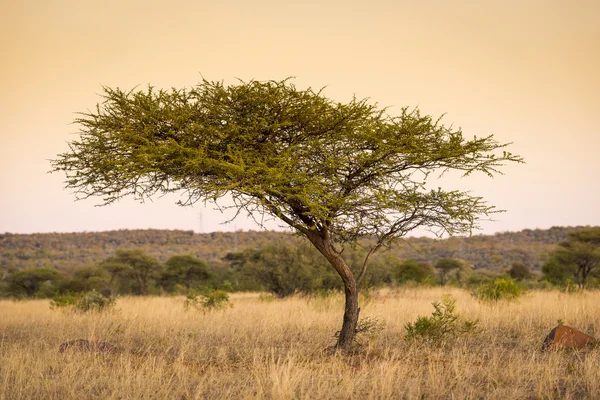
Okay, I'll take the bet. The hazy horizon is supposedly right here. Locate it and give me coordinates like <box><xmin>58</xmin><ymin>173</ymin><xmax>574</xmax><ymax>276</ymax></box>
<box><xmin>1</xmin><ymin>0</ymin><xmax>598</xmax><ymax>236</ymax></box>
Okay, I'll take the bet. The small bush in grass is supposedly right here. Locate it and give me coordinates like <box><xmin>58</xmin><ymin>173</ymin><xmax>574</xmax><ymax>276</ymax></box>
<box><xmin>472</xmin><ymin>278</ymin><xmax>522</xmax><ymax>302</ymax></box>
<box><xmin>405</xmin><ymin>296</ymin><xmax>478</xmax><ymax>344</ymax></box>
<box><xmin>50</xmin><ymin>290</ymin><xmax>115</xmax><ymax>312</ymax></box>
<box><xmin>185</xmin><ymin>290</ymin><xmax>231</xmax><ymax>311</ymax></box>
<box><xmin>220</xmin><ymin>280</ymin><xmax>235</xmax><ymax>292</ymax></box>
<box><xmin>333</xmin><ymin>315</ymin><xmax>386</xmax><ymax>351</ymax></box>
<box><xmin>355</xmin><ymin>316</ymin><xmax>386</xmax><ymax>339</ymax></box>
<box><xmin>50</xmin><ymin>292</ymin><xmax>80</xmax><ymax>310</ymax></box>
<box><xmin>258</xmin><ymin>293</ymin><xmax>275</xmax><ymax>303</ymax></box>
<box><xmin>75</xmin><ymin>290</ymin><xmax>116</xmax><ymax>312</ymax></box>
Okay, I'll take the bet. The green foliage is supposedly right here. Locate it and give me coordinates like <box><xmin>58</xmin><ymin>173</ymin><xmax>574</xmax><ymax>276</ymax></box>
<box><xmin>542</xmin><ymin>258</ymin><xmax>576</xmax><ymax>287</ymax></box>
<box><xmin>392</xmin><ymin>259</ymin><xmax>436</xmax><ymax>286</ymax></box>
<box><xmin>101</xmin><ymin>249</ymin><xmax>163</xmax><ymax>295</ymax></box>
<box><xmin>225</xmin><ymin>242</ymin><xmax>341</xmax><ymax>297</ymax></box>
<box><xmin>50</xmin><ymin>290</ymin><xmax>116</xmax><ymax>312</ymax></box>
<box><xmin>7</xmin><ymin>268</ymin><xmax>61</xmax><ymax>297</ymax></box>
<box><xmin>160</xmin><ymin>255</ymin><xmax>212</xmax><ymax>293</ymax></box>
<box><xmin>49</xmin><ymin>292</ymin><xmax>80</xmax><ymax>309</ymax></box>
<box><xmin>51</xmin><ymin>79</ymin><xmax>521</xmax><ymax>244</ymax></box>
<box><xmin>258</xmin><ymin>293</ymin><xmax>275</xmax><ymax>303</ymax></box>
<box><xmin>74</xmin><ymin>290</ymin><xmax>116</xmax><ymax>312</ymax></box>
<box><xmin>357</xmin><ymin>257</ymin><xmax>394</xmax><ymax>289</ymax></box>
<box><xmin>64</xmin><ymin>265</ymin><xmax>110</xmax><ymax>293</ymax></box>
<box><xmin>508</xmin><ymin>262</ymin><xmax>532</xmax><ymax>281</ymax></box>
<box><xmin>220</xmin><ymin>280</ymin><xmax>234</xmax><ymax>292</ymax></box>
<box><xmin>185</xmin><ymin>290</ymin><xmax>231</xmax><ymax>311</ymax></box>
<box><xmin>471</xmin><ymin>278</ymin><xmax>522</xmax><ymax>302</ymax></box>
<box><xmin>434</xmin><ymin>258</ymin><xmax>464</xmax><ymax>286</ymax></box>
<box><xmin>405</xmin><ymin>296</ymin><xmax>478</xmax><ymax>344</ymax></box>
<box><xmin>543</xmin><ymin>227</ymin><xmax>600</xmax><ymax>288</ymax></box>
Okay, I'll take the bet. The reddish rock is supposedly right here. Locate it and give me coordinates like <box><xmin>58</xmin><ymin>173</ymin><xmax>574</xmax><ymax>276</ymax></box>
<box><xmin>541</xmin><ymin>325</ymin><xmax>598</xmax><ymax>351</ymax></box>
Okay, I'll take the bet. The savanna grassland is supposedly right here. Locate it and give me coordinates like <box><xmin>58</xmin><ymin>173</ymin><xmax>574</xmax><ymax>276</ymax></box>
<box><xmin>2</xmin><ymin>288</ymin><xmax>600</xmax><ymax>399</ymax></box>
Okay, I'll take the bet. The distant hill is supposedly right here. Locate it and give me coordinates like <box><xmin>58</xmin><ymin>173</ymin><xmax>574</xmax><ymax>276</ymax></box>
<box><xmin>0</xmin><ymin>226</ymin><xmax>594</xmax><ymax>274</ymax></box>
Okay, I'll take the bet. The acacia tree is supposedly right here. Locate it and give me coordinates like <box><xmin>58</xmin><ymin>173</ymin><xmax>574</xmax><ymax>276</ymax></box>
<box><xmin>51</xmin><ymin>79</ymin><xmax>522</xmax><ymax>351</ymax></box>
<box><xmin>7</xmin><ymin>268</ymin><xmax>61</xmax><ymax>297</ymax></box>
<box><xmin>160</xmin><ymin>255</ymin><xmax>212</xmax><ymax>292</ymax></box>
<box><xmin>103</xmin><ymin>250</ymin><xmax>163</xmax><ymax>295</ymax></box>
<box><xmin>544</xmin><ymin>227</ymin><xmax>600</xmax><ymax>288</ymax></box>
<box><xmin>435</xmin><ymin>258</ymin><xmax>464</xmax><ymax>286</ymax></box>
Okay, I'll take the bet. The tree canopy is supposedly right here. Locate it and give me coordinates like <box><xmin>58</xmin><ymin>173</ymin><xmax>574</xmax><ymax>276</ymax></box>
<box><xmin>7</xmin><ymin>268</ymin><xmax>61</xmax><ymax>297</ymax></box>
<box><xmin>53</xmin><ymin>79</ymin><xmax>521</xmax><ymax>242</ymax></box>
<box><xmin>543</xmin><ymin>227</ymin><xmax>600</xmax><ymax>288</ymax></box>
<box><xmin>434</xmin><ymin>257</ymin><xmax>464</xmax><ymax>286</ymax></box>
<box><xmin>51</xmin><ymin>78</ymin><xmax>523</xmax><ymax>350</ymax></box>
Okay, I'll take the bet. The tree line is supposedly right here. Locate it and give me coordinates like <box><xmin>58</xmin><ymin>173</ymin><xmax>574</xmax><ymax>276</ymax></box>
<box><xmin>0</xmin><ymin>226</ymin><xmax>587</xmax><ymax>275</ymax></box>
<box><xmin>2</xmin><ymin>227</ymin><xmax>598</xmax><ymax>299</ymax></box>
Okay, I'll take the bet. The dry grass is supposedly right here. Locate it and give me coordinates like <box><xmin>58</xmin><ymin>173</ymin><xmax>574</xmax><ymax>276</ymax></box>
<box><xmin>1</xmin><ymin>288</ymin><xmax>600</xmax><ymax>399</ymax></box>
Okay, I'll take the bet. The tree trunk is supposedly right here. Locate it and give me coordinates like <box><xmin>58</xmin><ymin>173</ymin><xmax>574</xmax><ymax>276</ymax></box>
<box><xmin>576</xmin><ymin>267</ymin><xmax>584</xmax><ymax>289</ymax></box>
<box><xmin>337</xmin><ymin>278</ymin><xmax>360</xmax><ymax>351</ymax></box>
<box><xmin>307</xmin><ymin>231</ymin><xmax>360</xmax><ymax>352</ymax></box>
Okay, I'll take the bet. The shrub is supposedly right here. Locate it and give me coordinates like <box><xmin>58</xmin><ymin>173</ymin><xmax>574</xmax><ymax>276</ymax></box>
<box><xmin>508</xmin><ymin>262</ymin><xmax>532</xmax><ymax>281</ymax></box>
<box><xmin>355</xmin><ymin>316</ymin><xmax>386</xmax><ymax>339</ymax></box>
<box><xmin>220</xmin><ymin>280</ymin><xmax>235</xmax><ymax>292</ymax></box>
<box><xmin>405</xmin><ymin>296</ymin><xmax>478</xmax><ymax>344</ymax></box>
<box><xmin>75</xmin><ymin>290</ymin><xmax>116</xmax><ymax>312</ymax></box>
<box><xmin>258</xmin><ymin>293</ymin><xmax>275</xmax><ymax>303</ymax></box>
<box><xmin>50</xmin><ymin>290</ymin><xmax>116</xmax><ymax>312</ymax></box>
<box><xmin>185</xmin><ymin>290</ymin><xmax>231</xmax><ymax>311</ymax></box>
<box><xmin>50</xmin><ymin>292</ymin><xmax>80</xmax><ymax>309</ymax></box>
<box><xmin>471</xmin><ymin>278</ymin><xmax>522</xmax><ymax>302</ymax></box>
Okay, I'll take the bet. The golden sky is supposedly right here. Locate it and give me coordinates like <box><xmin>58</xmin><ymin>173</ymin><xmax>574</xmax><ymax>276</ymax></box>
<box><xmin>1</xmin><ymin>0</ymin><xmax>598</xmax><ymax>235</ymax></box>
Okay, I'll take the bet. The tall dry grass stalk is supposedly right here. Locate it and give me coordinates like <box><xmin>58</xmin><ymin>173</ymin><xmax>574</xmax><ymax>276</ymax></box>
<box><xmin>1</xmin><ymin>288</ymin><xmax>600</xmax><ymax>399</ymax></box>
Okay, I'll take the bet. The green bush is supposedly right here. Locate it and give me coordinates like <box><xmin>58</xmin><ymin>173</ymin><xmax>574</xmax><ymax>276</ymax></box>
<box><xmin>393</xmin><ymin>259</ymin><xmax>436</xmax><ymax>286</ymax></box>
<box><xmin>49</xmin><ymin>292</ymin><xmax>80</xmax><ymax>309</ymax></box>
<box><xmin>405</xmin><ymin>296</ymin><xmax>478</xmax><ymax>344</ymax></box>
<box><xmin>258</xmin><ymin>293</ymin><xmax>275</xmax><ymax>303</ymax></box>
<box><xmin>185</xmin><ymin>289</ymin><xmax>231</xmax><ymax>311</ymax></box>
<box><xmin>50</xmin><ymin>290</ymin><xmax>116</xmax><ymax>312</ymax></box>
<box><xmin>471</xmin><ymin>278</ymin><xmax>522</xmax><ymax>302</ymax></box>
<box><xmin>75</xmin><ymin>290</ymin><xmax>116</xmax><ymax>312</ymax></box>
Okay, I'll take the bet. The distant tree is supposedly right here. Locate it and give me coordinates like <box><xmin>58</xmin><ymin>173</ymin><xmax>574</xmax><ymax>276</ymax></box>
<box><xmin>543</xmin><ymin>227</ymin><xmax>600</xmax><ymax>288</ymax></box>
<box><xmin>393</xmin><ymin>259</ymin><xmax>435</xmax><ymax>285</ymax></box>
<box><xmin>51</xmin><ymin>79</ymin><xmax>522</xmax><ymax>351</ymax></box>
<box><xmin>238</xmin><ymin>242</ymin><xmax>339</xmax><ymax>297</ymax></box>
<box><xmin>452</xmin><ymin>259</ymin><xmax>474</xmax><ymax>285</ymax></box>
<box><xmin>435</xmin><ymin>258</ymin><xmax>463</xmax><ymax>286</ymax></box>
<box><xmin>508</xmin><ymin>262</ymin><xmax>532</xmax><ymax>281</ymax></box>
<box><xmin>466</xmin><ymin>269</ymin><xmax>501</xmax><ymax>287</ymax></box>
<box><xmin>222</xmin><ymin>249</ymin><xmax>265</xmax><ymax>291</ymax></box>
<box><xmin>60</xmin><ymin>265</ymin><xmax>110</xmax><ymax>294</ymax></box>
<box><xmin>100</xmin><ymin>259</ymin><xmax>132</xmax><ymax>295</ymax></box>
<box><xmin>358</xmin><ymin>257</ymin><xmax>394</xmax><ymax>289</ymax></box>
<box><xmin>6</xmin><ymin>268</ymin><xmax>61</xmax><ymax>297</ymax></box>
<box><xmin>102</xmin><ymin>250</ymin><xmax>162</xmax><ymax>295</ymax></box>
<box><xmin>160</xmin><ymin>255</ymin><xmax>212</xmax><ymax>292</ymax></box>
<box><xmin>541</xmin><ymin>258</ymin><xmax>576</xmax><ymax>287</ymax></box>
